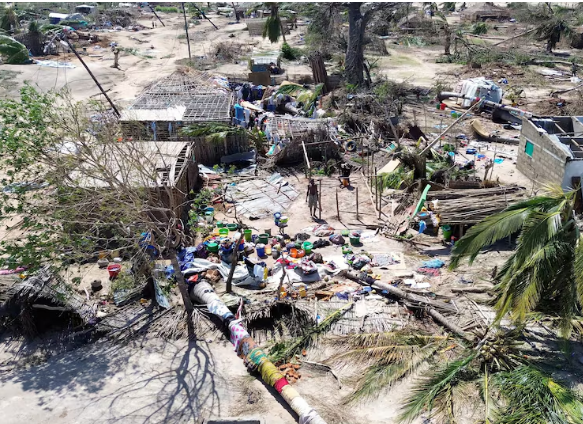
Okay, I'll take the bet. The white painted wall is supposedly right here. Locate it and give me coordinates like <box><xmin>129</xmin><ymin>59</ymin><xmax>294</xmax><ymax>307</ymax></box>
<box><xmin>562</xmin><ymin>160</ymin><xmax>583</xmax><ymax>190</ymax></box>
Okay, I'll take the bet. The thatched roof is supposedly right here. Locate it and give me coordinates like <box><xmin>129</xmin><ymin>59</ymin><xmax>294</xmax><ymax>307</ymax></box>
<box><xmin>121</xmin><ymin>71</ymin><xmax>234</xmax><ymax>124</ymax></box>
<box><xmin>461</xmin><ymin>3</ymin><xmax>511</xmax><ymax>21</ymax></box>
<box><xmin>0</xmin><ymin>267</ymin><xmax>97</xmax><ymax>325</ymax></box>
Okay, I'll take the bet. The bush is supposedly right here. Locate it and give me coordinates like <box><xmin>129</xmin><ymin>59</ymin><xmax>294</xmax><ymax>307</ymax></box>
<box><xmin>281</xmin><ymin>42</ymin><xmax>303</xmax><ymax>60</ymax></box>
<box><xmin>472</xmin><ymin>22</ymin><xmax>488</xmax><ymax>35</ymax></box>
<box><xmin>155</xmin><ymin>6</ymin><xmax>179</xmax><ymax>13</ymax></box>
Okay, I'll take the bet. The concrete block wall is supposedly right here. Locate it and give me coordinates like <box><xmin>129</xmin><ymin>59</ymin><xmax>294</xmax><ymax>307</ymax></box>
<box><xmin>517</xmin><ymin>119</ymin><xmax>570</xmax><ymax>187</ymax></box>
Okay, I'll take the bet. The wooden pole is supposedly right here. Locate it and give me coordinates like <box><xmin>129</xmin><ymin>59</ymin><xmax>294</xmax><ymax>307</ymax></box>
<box><xmin>355</xmin><ymin>186</ymin><xmax>359</xmax><ymax>221</ymax></box>
<box><xmin>149</xmin><ymin>5</ymin><xmax>166</xmax><ymax>27</ymax></box>
<box><xmin>191</xmin><ymin>3</ymin><xmax>219</xmax><ymax>30</ymax></box>
<box><xmin>374</xmin><ymin>167</ymin><xmax>379</xmax><ymax>219</ymax></box>
<box><xmin>420</xmin><ymin>100</ymin><xmax>483</xmax><ymax>156</ymax></box>
<box><xmin>226</xmin><ymin>232</ymin><xmax>245</xmax><ymax>293</ymax></box>
<box><xmin>62</xmin><ymin>36</ymin><xmax>120</xmax><ymax>117</ymax></box>
<box><xmin>336</xmin><ymin>189</ymin><xmax>340</xmax><ymax>220</ymax></box>
<box><xmin>318</xmin><ymin>179</ymin><xmax>322</xmax><ymax>220</ymax></box>
<box><xmin>302</xmin><ymin>139</ymin><xmax>311</xmax><ymax>177</ymax></box>
<box><xmin>182</xmin><ymin>2</ymin><xmax>192</xmax><ymax>61</ymax></box>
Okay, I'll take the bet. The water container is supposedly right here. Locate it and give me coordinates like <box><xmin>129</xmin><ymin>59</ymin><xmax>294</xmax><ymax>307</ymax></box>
<box><xmin>256</xmin><ymin>243</ymin><xmax>266</xmax><ymax>258</ymax></box>
<box><xmin>244</xmin><ymin>229</ymin><xmax>252</xmax><ymax>242</ymax></box>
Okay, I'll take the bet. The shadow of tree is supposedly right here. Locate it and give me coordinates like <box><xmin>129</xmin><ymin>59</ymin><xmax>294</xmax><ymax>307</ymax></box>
<box><xmin>0</xmin><ymin>336</ymin><xmax>221</xmax><ymax>423</ymax></box>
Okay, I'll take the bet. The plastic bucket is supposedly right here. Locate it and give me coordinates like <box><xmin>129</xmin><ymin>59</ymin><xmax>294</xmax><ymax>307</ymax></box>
<box><xmin>302</xmin><ymin>241</ymin><xmax>313</xmax><ymax>255</ymax></box>
<box><xmin>244</xmin><ymin>229</ymin><xmax>252</xmax><ymax>242</ymax></box>
<box><xmin>440</xmin><ymin>103</ymin><xmax>446</xmax><ymax>110</ymax></box>
<box><xmin>279</xmin><ymin>216</ymin><xmax>289</xmax><ymax>224</ymax></box>
<box><xmin>107</xmin><ymin>264</ymin><xmax>121</xmax><ymax>279</ymax></box>
<box><xmin>227</xmin><ymin>223</ymin><xmax>238</xmax><ymax>232</ymax></box>
<box><xmin>290</xmin><ymin>247</ymin><xmax>298</xmax><ymax>258</ymax></box>
<box><xmin>297</xmin><ymin>249</ymin><xmax>305</xmax><ymax>258</ymax></box>
<box><xmin>442</xmin><ymin>225</ymin><xmax>452</xmax><ymax>241</ymax></box>
<box><xmin>349</xmin><ymin>235</ymin><xmax>360</xmax><ymax>246</ymax></box>
<box><xmin>207</xmin><ymin>242</ymin><xmax>219</xmax><ymax>253</ymax></box>
<box><xmin>258</xmin><ymin>233</ymin><xmax>269</xmax><ymax>245</ymax></box>
<box><xmin>256</xmin><ymin>243</ymin><xmax>266</xmax><ymax>257</ymax></box>
<box><xmin>216</xmin><ymin>221</ymin><xmax>225</xmax><ymax>228</ymax></box>
<box><xmin>219</xmin><ymin>228</ymin><xmax>229</xmax><ymax>237</ymax></box>
<box><xmin>205</xmin><ymin>211</ymin><xmax>214</xmax><ymax>223</ymax></box>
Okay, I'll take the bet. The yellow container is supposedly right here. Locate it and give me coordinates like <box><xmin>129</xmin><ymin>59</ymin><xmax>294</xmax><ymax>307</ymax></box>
<box><xmin>299</xmin><ymin>286</ymin><xmax>307</xmax><ymax>298</ymax></box>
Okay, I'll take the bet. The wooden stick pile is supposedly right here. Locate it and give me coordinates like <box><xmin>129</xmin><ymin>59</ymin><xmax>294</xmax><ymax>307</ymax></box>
<box><xmin>429</xmin><ymin>186</ymin><xmax>527</xmax><ymax>225</ymax></box>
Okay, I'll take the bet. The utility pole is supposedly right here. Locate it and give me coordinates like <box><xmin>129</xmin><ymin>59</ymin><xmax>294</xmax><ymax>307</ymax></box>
<box><xmin>182</xmin><ymin>2</ymin><xmax>192</xmax><ymax>61</ymax></box>
<box><xmin>149</xmin><ymin>5</ymin><xmax>165</xmax><ymax>27</ymax></box>
<box><xmin>61</xmin><ymin>36</ymin><xmax>120</xmax><ymax>117</ymax></box>
<box><xmin>191</xmin><ymin>3</ymin><xmax>218</xmax><ymax>30</ymax></box>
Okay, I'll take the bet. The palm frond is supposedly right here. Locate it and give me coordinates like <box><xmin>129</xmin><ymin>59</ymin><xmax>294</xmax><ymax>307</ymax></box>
<box><xmin>450</xmin><ymin>207</ymin><xmax>532</xmax><ymax>269</ymax></box>
<box><xmin>493</xmin><ymin>365</ymin><xmax>583</xmax><ymax>424</ymax></box>
<box><xmin>495</xmin><ymin>221</ymin><xmax>577</xmax><ymax>328</ymax></box>
<box><xmin>398</xmin><ymin>353</ymin><xmax>479</xmax><ymax>423</ymax></box>
<box><xmin>450</xmin><ymin>190</ymin><xmax>576</xmax><ymax>269</ymax></box>
<box><xmin>345</xmin><ymin>343</ymin><xmax>442</xmax><ymax>403</ymax></box>
<box><xmin>327</xmin><ymin>331</ymin><xmax>448</xmax><ymax>350</ymax></box>
<box><xmin>268</xmin><ymin>303</ymin><xmax>353</xmax><ymax>363</ymax></box>
<box><xmin>574</xmin><ymin>236</ymin><xmax>583</xmax><ymax>311</ymax></box>
<box><xmin>0</xmin><ymin>35</ymin><xmax>28</xmax><ymax>64</ymax></box>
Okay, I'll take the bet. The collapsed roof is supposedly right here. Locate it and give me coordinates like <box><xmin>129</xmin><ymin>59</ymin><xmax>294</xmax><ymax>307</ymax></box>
<box><xmin>121</xmin><ymin>71</ymin><xmax>234</xmax><ymax>124</ymax></box>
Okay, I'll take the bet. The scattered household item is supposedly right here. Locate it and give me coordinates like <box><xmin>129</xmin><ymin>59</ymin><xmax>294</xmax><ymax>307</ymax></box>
<box><xmin>107</xmin><ymin>264</ymin><xmax>121</xmax><ymax>279</ymax></box>
<box><xmin>302</xmin><ymin>241</ymin><xmax>313</xmax><ymax>255</ymax></box>
<box><xmin>244</xmin><ymin>229</ymin><xmax>252</xmax><ymax>242</ymax></box>
<box><xmin>349</xmin><ymin>232</ymin><xmax>361</xmax><ymax>246</ymax></box>
<box><xmin>256</xmin><ymin>243</ymin><xmax>266</xmax><ymax>258</ymax></box>
<box><xmin>91</xmin><ymin>280</ymin><xmax>102</xmax><ymax>291</ymax></box>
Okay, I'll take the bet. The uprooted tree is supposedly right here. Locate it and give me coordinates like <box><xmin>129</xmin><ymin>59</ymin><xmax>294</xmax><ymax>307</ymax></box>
<box><xmin>0</xmin><ymin>86</ymin><xmax>195</xmax><ymax>320</ymax></box>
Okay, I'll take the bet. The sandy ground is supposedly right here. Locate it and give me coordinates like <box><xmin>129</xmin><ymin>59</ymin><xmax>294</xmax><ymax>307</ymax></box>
<box><xmin>2</xmin><ymin>7</ymin><xmax>581</xmax><ymax>424</ymax></box>
<box><xmin>0</xmin><ymin>12</ymin><xmax>310</xmax><ymax>105</ymax></box>
<box><xmin>0</xmin><ymin>332</ymin><xmax>424</xmax><ymax>424</ymax></box>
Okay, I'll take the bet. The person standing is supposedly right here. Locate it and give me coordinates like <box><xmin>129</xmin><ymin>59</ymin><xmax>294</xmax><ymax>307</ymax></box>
<box><xmin>306</xmin><ymin>179</ymin><xmax>319</xmax><ymax>218</ymax></box>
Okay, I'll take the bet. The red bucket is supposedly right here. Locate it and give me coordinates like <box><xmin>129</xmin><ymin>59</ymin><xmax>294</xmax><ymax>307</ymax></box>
<box><xmin>107</xmin><ymin>264</ymin><xmax>121</xmax><ymax>279</ymax></box>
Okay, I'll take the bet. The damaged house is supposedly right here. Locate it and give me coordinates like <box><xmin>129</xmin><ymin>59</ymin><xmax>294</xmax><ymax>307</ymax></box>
<box><xmin>264</xmin><ymin>116</ymin><xmax>339</xmax><ymax>166</ymax></box>
<box><xmin>69</xmin><ymin>141</ymin><xmax>198</xmax><ymax>221</ymax></box>
<box><xmin>517</xmin><ymin>116</ymin><xmax>583</xmax><ymax>190</ymax></box>
<box><xmin>120</xmin><ymin>71</ymin><xmax>249</xmax><ymax>165</ymax></box>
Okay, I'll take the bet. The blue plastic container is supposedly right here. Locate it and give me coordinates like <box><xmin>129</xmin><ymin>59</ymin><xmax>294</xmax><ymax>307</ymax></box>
<box><xmin>256</xmin><ymin>243</ymin><xmax>266</xmax><ymax>257</ymax></box>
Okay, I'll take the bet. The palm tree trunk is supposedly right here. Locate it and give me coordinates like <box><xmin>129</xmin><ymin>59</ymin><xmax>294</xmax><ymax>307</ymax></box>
<box><xmin>346</xmin><ymin>3</ymin><xmax>366</xmax><ymax>86</ymax></box>
<box><xmin>191</xmin><ymin>281</ymin><xmax>328</xmax><ymax>423</ymax></box>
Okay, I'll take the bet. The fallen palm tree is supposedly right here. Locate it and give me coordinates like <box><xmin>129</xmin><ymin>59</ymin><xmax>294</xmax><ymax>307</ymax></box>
<box><xmin>471</xmin><ymin>119</ymin><xmax>520</xmax><ymax>145</ymax></box>
<box><xmin>190</xmin><ymin>280</ymin><xmax>328</xmax><ymax>424</ymax></box>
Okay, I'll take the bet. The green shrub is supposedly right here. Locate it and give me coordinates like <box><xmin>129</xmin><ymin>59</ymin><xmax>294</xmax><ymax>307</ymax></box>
<box><xmin>155</xmin><ymin>6</ymin><xmax>179</xmax><ymax>13</ymax></box>
<box><xmin>472</xmin><ymin>22</ymin><xmax>488</xmax><ymax>35</ymax></box>
<box><xmin>281</xmin><ymin>42</ymin><xmax>303</xmax><ymax>60</ymax></box>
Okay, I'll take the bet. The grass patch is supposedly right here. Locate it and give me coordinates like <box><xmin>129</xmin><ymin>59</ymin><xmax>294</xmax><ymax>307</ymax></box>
<box><xmin>155</xmin><ymin>6</ymin><xmax>179</xmax><ymax>13</ymax></box>
<box><xmin>0</xmin><ymin>70</ymin><xmax>21</xmax><ymax>89</ymax></box>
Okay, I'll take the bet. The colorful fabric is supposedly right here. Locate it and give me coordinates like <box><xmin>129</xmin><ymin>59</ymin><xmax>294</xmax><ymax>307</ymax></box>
<box><xmin>228</xmin><ymin>321</ymin><xmax>249</xmax><ymax>352</ymax></box>
<box><xmin>281</xmin><ymin>385</ymin><xmax>300</xmax><ymax>403</ymax></box>
<box><xmin>259</xmin><ymin>361</ymin><xmax>284</xmax><ymax>386</ymax></box>
<box><xmin>237</xmin><ymin>336</ymin><xmax>256</xmax><ymax>358</ymax></box>
<box><xmin>417</xmin><ymin>267</ymin><xmax>441</xmax><ymax>277</ymax></box>
<box><xmin>208</xmin><ymin>299</ymin><xmax>232</xmax><ymax>318</ymax></box>
<box><xmin>247</xmin><ymin>348</ymin><xmax>268</xmax><ymax>367</ymax></box>
<box><xmin>274</xmin><ymin>377</ymin><xmax>289</xmax><ymax>393</ymax></box>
